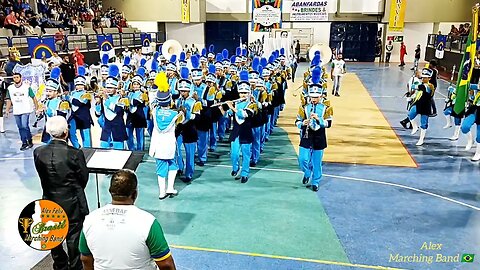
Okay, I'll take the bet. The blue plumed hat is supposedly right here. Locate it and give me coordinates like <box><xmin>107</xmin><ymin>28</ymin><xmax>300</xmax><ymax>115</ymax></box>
<box><xmin>105</xmin><ymin>65</ymin><xmax>120</xmax><ymax>89</ymax></box>
<box><xmin>237</xmin><ymin>70</ymin><xmax>251</xmax><ymax>93</ymax></box>
<box><xmin>100</xmin><ymin>54</ymin><xmax>110</xmax><ymax>75</ymax></box>
<box><xmin>207</xmin><ymin>44</ymin><xmax>215</xmax><ymax>59</ymax></box>
<box><xmin>122</xmin><ymin>56</ymin><xmax>132</xmax><ymax>74</ymax></box>
<box><xmin>166</xmin><ymin>55</ymin><xmax>177</xmax><ymax>71</ymax></box>
<box><xmin>221</xmin><ymin>49</ymin><xmax>230</xmax><ymax>68</ymax></box>
<box><xmin>191</xmin><ymin>54</ymin><xmax>203</xmax><ymax>81</ymax></box>
<box><xmin>308</xmin><ymin>66</ymin><xmax>324</xmax><ymax>97</ymax></box>
<box><xmin>46</xmin><ymin>67</ymin><xmax>61</xmax><ymax>91</ymax></box>
<box><xmin>132</xmin><ymin>67</ymin><xmax>146</xmax><ymax>85</ymax></box>
<box><xmin>149</xmin><ymin>60</ymin><xmax>158</xmax><ymax>80</ymax></box>
<box><xmin>206</xmin><ymin>64</ymin><xmax>217</xmax><ymax>83</ymax></box>
<box><xmin>215</xmin><ymin>53</ymin><xmax>223</xmax><ymax>70</ymax></box>
<box><xmin>178</xmin><ymin>52</ymin><xmax>187</xmax><ymax>68</ymax></box>
<box><xmin>230</xmin><ymin>56</ymin><xmax>238</xmax><ymax>71</ymax></box>
<box><xmin>248</xmin><ymin>57</ymin><xmax>260</xmax><ymax>83</ymax></box>
<box><xmin>74</xmin><ymin>66</ymin><xmax>87</xmax><ymax>86</ymax></box>
<box><xmin>177</xmin><ymin>67</ymin><xmax>192</xmax><ymax>92</ymax></box>
<box><xmin>200</xmin><ymin>48</ymin><xmax>208</xmax><ymax>63</ymax></box>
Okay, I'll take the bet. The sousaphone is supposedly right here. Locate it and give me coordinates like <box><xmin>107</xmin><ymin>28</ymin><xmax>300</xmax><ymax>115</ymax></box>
<box><xmin>308</xmin><ymin>43</ymin><xmax>332</xmax><ymax>66</ymax></box>
<box><xmin>162</xmin><ymin>39</ymin><xmax>183</xmax><ymax>60</ymax></box>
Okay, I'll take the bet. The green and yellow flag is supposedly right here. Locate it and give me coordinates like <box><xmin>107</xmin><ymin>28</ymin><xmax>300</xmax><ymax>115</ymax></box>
<box><xmin>454</xmin><ymin>6</ymin><xmax>479</xmax><ymax>114</ymax></box>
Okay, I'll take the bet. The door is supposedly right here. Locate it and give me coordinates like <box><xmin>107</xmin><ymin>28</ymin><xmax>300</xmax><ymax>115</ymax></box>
<box><xmin>205</xmin><ymin>21</ymin><xmax>248</xmax><ymax>56</ymax></box>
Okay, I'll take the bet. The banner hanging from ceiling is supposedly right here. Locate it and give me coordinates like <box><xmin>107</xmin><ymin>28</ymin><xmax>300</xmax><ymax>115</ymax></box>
<box><xmin>252</xmin><ymin>0</ymin><xmax>282</xmax><ymax>32</ymax></box>
<box><xmin>181</xmin><ymin>0</ymin><xmax>190</xmax><ymax>23</ymax></box>
<box><xmin>388</xmin><ymin>0</ymin><xmax>407</xmax><ymax>32</ymax></box>
<box><xmin>290</xmin><ymin>0</ymin><xmax>328</xmax><ymax>21</ymax></box>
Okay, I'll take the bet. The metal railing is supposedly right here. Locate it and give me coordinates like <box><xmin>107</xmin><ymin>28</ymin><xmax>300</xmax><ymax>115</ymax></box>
<box><xmin>427</xmin><ymin>34</ymin><xmax>469</xmax><ymax>53</ymax></box>
<box><xmin>1</xmin><ymin>31</ymin><xmax>166</xmax><ymax>58</ymax></box>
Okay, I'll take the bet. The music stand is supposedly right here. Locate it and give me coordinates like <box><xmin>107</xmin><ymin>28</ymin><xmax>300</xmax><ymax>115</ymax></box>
<box><xmin>83</xmin><ymin>148</ymin><xmax>144</xmax><ymax>208</ymax></box>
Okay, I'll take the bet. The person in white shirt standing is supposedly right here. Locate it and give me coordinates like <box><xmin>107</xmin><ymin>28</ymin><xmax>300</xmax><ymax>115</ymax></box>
<box><xmin>5</xmin><ymin>73</ymin><xmax>39</xmax><ymax>150</ymax></box>
<box><xmin>330</xmin><ymin>54</ymin><xmax>346</xmax><ymax>97</ymax></box>
<box><xmin>79</xmin><ymin>170</ymin><xmax>176</xmax><ymax>270</ymax></box>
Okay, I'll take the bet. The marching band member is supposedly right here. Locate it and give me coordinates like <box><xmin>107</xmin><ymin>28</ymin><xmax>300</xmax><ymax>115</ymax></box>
<box><xmin>149</xmin><ymin>72</ymin><xmax>185</xmax><ymax>199</ymax></box>
<box><xmin>40</xmin><ymin>67</ymin><xmax>71</xmax><ymax>143</ymax></box>
<box><xmin>295</xmin><ymin>66</ymin><xmax>333</xmax><ymax>192</ymax></box>
<box><xmin>95</xmin><ymin>65</ymin><xmax>129</xmax><ymax>149</ymax></box>
<box><xmin>99</xmin><ymin>54</ymin><xmax>110</xmax><ymax>89</ymax></box>
<box><xmin>200</xmin><ymin>48</ymin><xmax>208</xmax><ymax>74</ymax></box>
<box><xmin>207</xmin><ymin>60</ymin><xmax>223</xmax><ymax>151</ymax></box>
<box><xmin>261</xmin><ymin>58</ymin><xmax>275</xmax><ymax>142</ymax></box>
<box><xmin>278</xmin><ymin>48</ymin><xmax>291</xmax><ymax>107</ymax></box>
<box><xmin>191</xmin><ymin>55</ymin><xmax>210</xmax><ymax>166</ymax></box>
<box><xmin>225</xmin><ymin>70</ymin><xmax>256</xmax><ymax>183</ymax></box>
<box><xmin>69</xmin><ymin>65</ymin><xmax>93</xmax><ymax>148</ymax></box>
<box><xmin>126</xmin><ymin>67</ymin><xmax>148</xmax><ymax>150</ymax></box>
<box><xmin>146</xmin><ymin>59</ymin><xmax>159</xmax><ymax>137</ymax></box>
<box><xmin>400</xmin><ymin>73</ymin><xmax>421</xmax><ymax>129</ymax></box>
<box><xmin>207</xmin><ymin>45</ymin><xmax>215</xmax><ymax>64</ymax></box>
<box><xmin>120</xmin><ymin>56</ymin><xmax>132</xmax><ymax>91</ymax></box>
<box><xmin>217</xmin><ymin>56</ymin><xmax>240</xmax><ymax>140</ymax></box>
<box><xmin>249</xmin><ymin>58</ymin><xmax>263</xmax><ymax>166</ymax></box>
<box><xmin>256</xmin><ymin>68</ymin><xmax>270</xmax><ymax>154</ymax></box>
<box><xmin>443</xmin><ymin>84</ymin><xmax>465</xmax><ymax>141</ymax></box>
<box><xmin>176</xmin><ymin>67</ymin><xmax>202</xmax><ymax>183</ymax></box>
<box><xmin>408</xmin><ymin>68</ymin><xmax>435</xmax><ymax>146</ymax></box>
<box><xmin>461</xmin><ymin>84</ymin><xmax>480</xmax><ymax>160</ymax></box>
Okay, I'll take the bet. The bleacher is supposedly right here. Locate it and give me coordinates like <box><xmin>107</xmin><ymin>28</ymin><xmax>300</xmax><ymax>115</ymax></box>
<box><xmin>0</xmin><ymin>26</ymin><xmax>165</xmax><ymax>61</ymax></box>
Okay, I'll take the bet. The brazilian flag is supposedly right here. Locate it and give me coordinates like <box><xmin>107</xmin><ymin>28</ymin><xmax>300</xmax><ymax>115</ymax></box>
<box><xmin>454</xmin><ymin>6</ymin><xmax>479</xmax><ymax>114</ymax></box>
<box><xmin>461</xmin><ymin>253</ymin><xmax>475</xmax><ymax>263</ymax></box>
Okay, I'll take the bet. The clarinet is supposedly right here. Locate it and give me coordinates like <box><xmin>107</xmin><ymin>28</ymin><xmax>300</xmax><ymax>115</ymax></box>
<box><xmin>32</xmin><ymin>99</ymin><xmax>47</xmax><ymax>128</ymax></box>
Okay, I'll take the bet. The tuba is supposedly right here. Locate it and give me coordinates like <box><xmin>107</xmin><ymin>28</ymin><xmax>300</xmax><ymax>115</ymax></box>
<box><xmin>308</xmin><ymin>43</ymin><xmax>333</xmax><ymax>67</ymax></box>
<box><xmin>162</xmin><ymin>40</ymin><xmax>183</xmax><ymax>61</ymax></box>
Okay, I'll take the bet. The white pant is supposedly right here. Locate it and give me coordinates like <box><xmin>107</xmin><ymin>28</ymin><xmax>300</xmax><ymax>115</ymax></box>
<box><xmin>333</xmin><ymin>76</ymin><xmax>341</xmax><ymax>94</ymax></box>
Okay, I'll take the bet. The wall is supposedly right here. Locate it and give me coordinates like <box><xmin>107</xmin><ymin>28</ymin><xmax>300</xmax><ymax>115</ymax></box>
<box><xmin>207</xmin><ymin>0</ymin><xmax>247</xmax><ymax>13</ymax></box>
<box><xmin>102</xmin><ymin>0</ymin><xmax>205</xmax><ymax>22</ymax></box>
<box><xmin>382</xmin><ymin>0</ymin><xmax>478</xmax><ymax>23</ymax></box>
<box><xmin>385</xmin><ymin>23</ymin><xmax>434</xmax><ymax>63</ymax></box>
<box><xmin>127</xmin><ymin>21</ymin><xmax>158</xmax><ymax>33</ymax></box>
<box><xmin>165</xmin><ymin>23</ymin><xmax>205</xmax><ymax>49</ymax></box>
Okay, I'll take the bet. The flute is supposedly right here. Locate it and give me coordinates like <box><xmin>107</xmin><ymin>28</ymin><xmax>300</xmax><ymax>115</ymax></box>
<box><xmin>210</xmin><ymin>97</ymin><xmax>247</xmax><ymax>107</ymax></box>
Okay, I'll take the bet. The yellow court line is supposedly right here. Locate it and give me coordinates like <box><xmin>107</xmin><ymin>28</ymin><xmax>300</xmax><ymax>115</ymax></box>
<box><xmin>171</xmin><ymin>244</ymin><xmax>406</xmax><ymax>270</ymax></box>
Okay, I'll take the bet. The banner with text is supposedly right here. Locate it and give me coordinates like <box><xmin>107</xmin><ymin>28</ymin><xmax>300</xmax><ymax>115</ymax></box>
<box><xmin>252</xmin><ymin>0</ymin><xmax>282</xmax><ymax>32</ymax></box>
<box><xmin>290</xmin><ymin>0</ymin><xmax>328</xmax><ymax>21</ymax></box>
<box><xmin>388</xmin><ymin>0</ymin><xmax>407</xmax><ymax>32</ymax></box>
<box><xmin>182</xmin><ymin>0</ymin><xmax>190</xmax><ymax>23</ymax></box>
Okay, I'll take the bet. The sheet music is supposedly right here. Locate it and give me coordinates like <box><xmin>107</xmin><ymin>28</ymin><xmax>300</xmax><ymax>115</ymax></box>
<box><xmin>87</xmin><ymin>150</ymin><xmax>132</xmax><ymax>170</ymax></box>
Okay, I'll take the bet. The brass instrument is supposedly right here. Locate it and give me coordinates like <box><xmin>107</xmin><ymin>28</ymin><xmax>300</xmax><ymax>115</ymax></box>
<box><xmin>211</xmin><ymin>97</ymin><xmax>247</xmax><ymax>107</ymax></box>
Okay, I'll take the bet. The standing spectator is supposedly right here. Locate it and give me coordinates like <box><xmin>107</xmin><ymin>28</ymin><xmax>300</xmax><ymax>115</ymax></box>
<box><xmin>92</xmin><ymin>15</ymin><xmax>103</xmax><ymax>35</ymax></box>
<box><xmin>399</xmin><ymin>42</ymin><xmax>407</xmax><ymax>67</ymax></box>
<box><xmin>54</xmin><ymin>28</ymin><xmax>66</xmax><ymax>52</ymax></box>
<box><xmin>290</xmin><ymin>55</ymin><xmax>298</xmax><ymax>83</ymax></box>
<box><xmin>449</xmin><ymin>25</ymin><xmax>459</xmax><ymax>36</ymax></box>
<box><xmin>73</xmin><ymin>47</ymin><xmax>85</xmax><ymax>71</ymax></box>
<box><xmin>295</xmin><ymin>40</ymin><xmax>301</xmax><ymax>59</ymax></box>
<box><xmin>79</xmin><ymin>170</ymin><xmax>176</xmax><ymax>270</ymax></box>
<box><xmin>33</xmin><ymin>116</ymin><xmax>89</xmax><ymax>270</ymax></box>
<box><xmin>385</xmin><ymin>40</ymin><xmax>393</xmax><ymax>63</ymax></box>
<box><xmin>330</xmin><ymin>54</ymin><xmax>346</xmax><ymax>97</ymax></box>
<box><xmin>4</xmin><ymin>10</ymin><xmax>21</xmax><ymax>35</ymax></box>
<box><xmin>411</xmin><ymin>44</ymin><xmax>421</xmax><ymax>70</ymax></box>
<box><xmin>48</xmin><ymin>51</ymin><xmax>63</xmax><ymax>67</ymax></box>
<box><xmin>0</xmin><ymin>77</ymin><xmax>8</xmax><ymax>133</ymax></box>
<box><xmin>4</xmin><ymin>73</ymin><xmax>38</xmax><ymax>150</ymax></box>
<box><xmin>60</xmin><ymin>55</ymin><xmax>76</xmax><ymax>92</ymax></box>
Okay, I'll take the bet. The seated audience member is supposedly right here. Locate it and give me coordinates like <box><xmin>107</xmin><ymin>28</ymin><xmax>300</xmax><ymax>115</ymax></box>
<box><xmin>54</xmin><ymin>28</ymin><xmax>66</xmax><ymax>51</ymax></box>
<box><xmin>4</xmin><ymin>10</ymin><xmax>21</xmax><ymax>35</ymax></box>
<box><xmin>79</xmin><ymin>169</ymin><xmax>176</xmax><ymax>270</ymax></box>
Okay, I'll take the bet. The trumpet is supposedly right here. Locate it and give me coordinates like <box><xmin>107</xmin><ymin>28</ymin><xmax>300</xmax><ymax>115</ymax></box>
<box><xmin>211</xmin><ymin>97</ymin><xmax>247</xmax><ymax>107</ymax></box>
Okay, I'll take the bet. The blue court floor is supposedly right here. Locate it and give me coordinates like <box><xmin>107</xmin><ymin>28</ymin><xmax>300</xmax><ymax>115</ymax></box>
<box><xmin>0</xmin><ymin>63</ymin><xmax>479</xmax><ymax>270</ymax></box>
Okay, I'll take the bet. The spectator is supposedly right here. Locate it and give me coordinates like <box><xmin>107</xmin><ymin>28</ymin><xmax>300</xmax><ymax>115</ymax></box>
<box><xmin>385</xmin><ymin>40</ymin><xmax>393</xmax><ymax>63</ymax></box>
<box><xmin>4</xmin><ymin>10</ymin><xmax>21</xmax><ymax>35</ymax></box>
<box><xmin>73</xmin><ymin>47</ymin><xmax>85</xmax><ymax>71</ymax></box>
<box><xmin>92</xmin><ymin>15</ymin><xmax>103</xmax><ymax>34</ymax></box>
<box><xmin>33</xmin><ymin>115</ymin><xmax>89</xmax><ymax>270</ymax></box>
<box><xmin>449</xmin><ymin>25</ymin><xmax>459</xmax><ymax>36</ymax></box>
<box><xmin>79</xmin><ymin>169</ymin><xmax>176</xmax><ymax>270</ymax></box>
<box><xmin>54</xmin><ymin>28</ymin><xmax>66</xmax><ymax>52</ymax></box>
<box><xmin>295</xmin><ymin>40</ymin><xmax>301</xmax><ymax>59</ymax></box>
<box><xmin>4</xmin><ymin>73</ymin><xmax>38</xmax><ymax>150</ymax></box>
<box><xmin>399</xmin><ymin>42</ymin><xmax>407</xmax><ymax>67</ymax></box>
<box><xmin>411</xmin><ymin>44</ymin><xmax>421</xmax><ymax>71</ymax></box>
<box><xmin>60</xmin><ymin>54</ymin><xmax>76</xmax><ymax>92</ymax></box>
<box><xmin>290</xmin><ymin>55</ymin><xmax>298</xmax><ymax>82</ymax></box>
<box><xmin>49</xmin><ymin>51</ymin><xmax>63</xmax><ymax>67</ymax></box>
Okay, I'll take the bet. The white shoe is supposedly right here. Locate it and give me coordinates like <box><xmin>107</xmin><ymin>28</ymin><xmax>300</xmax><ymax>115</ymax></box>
<box><xmin>0</xmin><ymin>117</ymin><xmax>4</xmax><ymax>133</ymax></box>
<box><xmin>157</xmin><ymin>176</ymin><xmax>167</xmax><ymax>199</ymax></box>
<box><xmin>166</xmin><ymin>170</ymin><xmax>178</xmax><ymax>196</ymax></box>
<box><xmin>449</xmin><ymin>126</ymin><xmax>460</xmax><ymax>141</ymax></box>
<box><xmin>443</xmin><ymin>115</ymin><xmax>452</xmax><ymax>129</ymax></box>
<box><xmin>465</xmin><ymin>132</ymin><xmax>473</xmax><ymax>151</ymax></box>
<box><xmin>410</xmin><ymin>120</ymin><xmax>418</xmax><ymax>135</ymax></box>
<box><xmin>416</xmin><ymin>129</ymin><xmax>426</xmax><ymax>146</ymax></box>
<box><xmin>472</xmin><ymin>145</ymin><xmax>480</xmax><ymax>161</ymax></box>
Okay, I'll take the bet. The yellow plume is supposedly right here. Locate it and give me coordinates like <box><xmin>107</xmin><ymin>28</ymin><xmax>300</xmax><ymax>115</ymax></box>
<box><xmin>36</xmin><ymin>84</ymin><xmax>46</xmax><ymax>99</ymax></box>
<box><xmin>154</xmin><ymin>72</ymin><xmax>170</xmax><ymax>92</ymax></box>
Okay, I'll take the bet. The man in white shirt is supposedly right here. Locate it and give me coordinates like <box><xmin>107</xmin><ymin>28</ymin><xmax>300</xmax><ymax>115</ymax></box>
<box><xmin>48</xmin><ymin>51</ymin><xmax>63</xmax><ymax>67</ymax></box>
<box><xmin>330</xmin><ymin>54</ymin><xmax>346</xmax><ymax>97</ymax></box>
<box><xmin>5</xmin><ymin>73</ymin><xmax>38</xmax><ymax>150</ymax></box>
<box><xmin>79</xmin><ymin>170</ymin><xmax>176</xmax><ymax>270</ymax></box>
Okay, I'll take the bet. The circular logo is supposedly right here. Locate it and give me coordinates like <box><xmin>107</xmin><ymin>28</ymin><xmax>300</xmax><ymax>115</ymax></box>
<box><xmin>18</xmin><ymin>199</ymin><xmax>69</xmax><ymax>250</ymax></box>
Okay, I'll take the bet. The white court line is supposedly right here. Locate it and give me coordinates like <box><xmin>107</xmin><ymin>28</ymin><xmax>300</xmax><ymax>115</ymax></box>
<box><xmin>3</xmin><ymin>157</ymin><xmax>479</xmax><ymax>211</ymax></box>
<box><xmin>206</xmin><ymin>164</ymin><xmax>480</xmax><ymax>212</ymax></box>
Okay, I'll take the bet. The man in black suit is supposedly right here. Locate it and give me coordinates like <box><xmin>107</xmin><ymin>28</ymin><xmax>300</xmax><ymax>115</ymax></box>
<box><xmin>33</xmin><ymin>116</ymin><xmax>89</xmax><ymax>270</ymax></box>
